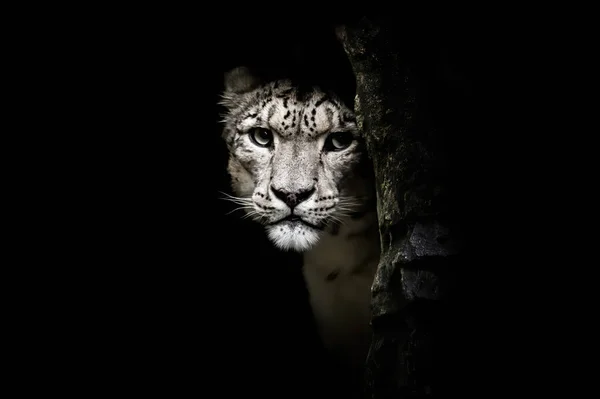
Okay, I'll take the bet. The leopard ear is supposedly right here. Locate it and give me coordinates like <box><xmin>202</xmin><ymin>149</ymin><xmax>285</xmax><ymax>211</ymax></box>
<box><xmin>224</xmin><ymin>66</ymin><xmax>261</xmax><ymax>95</ymax></box>
<box><xmin>220</xmin><ymin>66</ymin><xmax>261</xmax><ymax>109</ymax></box>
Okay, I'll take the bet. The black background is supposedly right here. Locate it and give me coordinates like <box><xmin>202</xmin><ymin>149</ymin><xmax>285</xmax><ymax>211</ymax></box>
<box><xmin>58</xmin><ymin>12</ymin><xmax>538</xmax><ymax>397</ymax></box>
<box><xmin>84</xmin><ymin>16</ymin><xmax>370</xmax><ymax>396</ymax></box>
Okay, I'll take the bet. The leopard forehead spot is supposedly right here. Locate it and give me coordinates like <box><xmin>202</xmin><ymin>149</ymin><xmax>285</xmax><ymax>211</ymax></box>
<box><xmin>223</xmin><ymin>80</ymin><xmax>357</xmax><ymax>140</ymax></box>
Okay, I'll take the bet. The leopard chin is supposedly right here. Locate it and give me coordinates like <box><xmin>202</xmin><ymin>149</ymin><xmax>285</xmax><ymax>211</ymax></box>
<box><xmin>265</xmin><ymin>221</ymin><xmax>321</xmax><ymax>252</ymax></box>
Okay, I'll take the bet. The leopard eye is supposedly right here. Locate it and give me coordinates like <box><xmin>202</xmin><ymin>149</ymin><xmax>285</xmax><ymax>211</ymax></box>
<box><xmin>323</xmin><ymin>132</ymin><xmax>354</xmax><ymax>152</ymax></box>
<box><xmin>249</xmin><ymin>128</ymin><xmax>273</xmax><ymax>147</ymax></box>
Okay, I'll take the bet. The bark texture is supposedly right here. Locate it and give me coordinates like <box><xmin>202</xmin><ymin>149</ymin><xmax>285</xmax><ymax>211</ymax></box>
<box><xmin>337</xmin><ymin>17</ymin><xmax>466</xmax><ymax>398</ymax></box>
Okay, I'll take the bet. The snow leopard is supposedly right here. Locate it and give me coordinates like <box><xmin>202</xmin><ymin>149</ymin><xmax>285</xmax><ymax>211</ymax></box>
<box><xmin>219</xmin><ymin>66</ymin><xmax>380</xmax><ymax>372</ymax></box>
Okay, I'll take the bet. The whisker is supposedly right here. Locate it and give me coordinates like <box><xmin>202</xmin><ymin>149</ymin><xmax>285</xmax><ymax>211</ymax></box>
<box><xmin>218</xmin><ymin>192</ymin><xmax>254</xmax><ymax>206</ymax></box>
<box><xmin>337</xmin><ymin>199</ymin><xmax>363</xmax><ymax>205</ymax></box>
<box><xmin>338</xmin><ymin>195</ymin><xmax>368</xmax><ymax>201</ymax></box>
<box><xmin>327</xmin><ymin>214</ymin><xmax>346</xmax><ymax>225</ymax></box>
<box><xmin>243</xmin><ymin>210</ymin><xmax>268</xmax><ymax>220</ymax></box>
<box><xmin>336</xmin><ymin>205</ymin><xmax>360</xmax><ymax>211</ymax></box>
<box><xmin>337</xmin><ymin>199</ymin><xmax>364</xmax><ymax>206</ymax></box>
<box><xmin>220</xmin><ymin>197</ymin><xmax>252</xmax><ymax>203</ymax></box>
<box><xmin>225</xmin><ymin>205</ymin><xmax>254</xmax><ymax>216</ymax></box>
<box><xmin>218</xmin><ymin>191</ymin><xmax>253</xmax><ymax>201</ymax></box>
<box><xmin>222</xmin><ymin>199</ymin><xmax>254</xmax><ymax>206</ymax></box>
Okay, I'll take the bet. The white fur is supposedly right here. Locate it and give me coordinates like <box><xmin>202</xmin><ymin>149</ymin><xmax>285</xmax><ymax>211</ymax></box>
<box><xmin>266</xmin><ymin>223</ymin><xmax>320</xmax><ymax>252</ymax></box>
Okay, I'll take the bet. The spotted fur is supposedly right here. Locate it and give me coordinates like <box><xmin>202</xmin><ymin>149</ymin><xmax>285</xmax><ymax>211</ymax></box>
<box><xmin>219</xmin><ymin>67</ymin><xmax>380</xmax><ymax>374</ymax></box>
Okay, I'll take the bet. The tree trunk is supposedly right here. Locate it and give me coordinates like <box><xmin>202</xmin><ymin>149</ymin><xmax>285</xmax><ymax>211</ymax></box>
<box><xmin>337</xmin><ymin>17</ymin><xmax>468</xmax><ymax>398</ymax></box>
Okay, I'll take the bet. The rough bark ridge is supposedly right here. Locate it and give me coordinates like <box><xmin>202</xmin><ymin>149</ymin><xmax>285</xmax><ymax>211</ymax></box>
<box><xmin>337</xmin><ymin>18</ymin><xmax>465</xmax><ymax>398</ymax></box>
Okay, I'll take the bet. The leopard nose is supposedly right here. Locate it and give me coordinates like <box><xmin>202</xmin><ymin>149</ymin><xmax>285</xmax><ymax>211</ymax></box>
<box><xmin>271</xmin><ymin>186</ymin><xmax>315</xmax><ymax>209</ymax></box>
